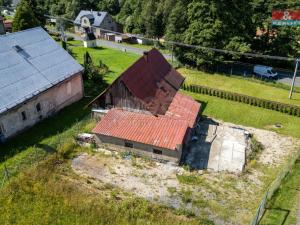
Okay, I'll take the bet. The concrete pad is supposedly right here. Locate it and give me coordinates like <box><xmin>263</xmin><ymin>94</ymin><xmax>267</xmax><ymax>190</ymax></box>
<box><xmin>183</xmin><ymin>118</ymin><xmax>249</xmax><ymax>173</ymax></box>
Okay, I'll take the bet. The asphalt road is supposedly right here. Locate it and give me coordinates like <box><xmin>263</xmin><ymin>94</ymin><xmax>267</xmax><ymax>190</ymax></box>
<box><xmin>59</xmin><ymin>30</ymin><xmax>173</xmax><ymax>60</ymax></box>
<box><xmin>50</xmin><ymin>28</ymin><xmax>300</xmax><ymax>87</ymax></box>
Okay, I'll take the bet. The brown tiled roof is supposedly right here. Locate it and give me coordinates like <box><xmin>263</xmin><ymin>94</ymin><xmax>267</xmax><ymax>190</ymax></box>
<box><xmin>92</xmin><ymin>108</ymin><xmax>189</xmax><ymax>150</ymax></box>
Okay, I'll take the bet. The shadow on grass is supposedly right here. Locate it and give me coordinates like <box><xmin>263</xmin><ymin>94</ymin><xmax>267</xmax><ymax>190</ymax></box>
<box><xmin>92</xmin><ymin>46</ymin><xmax>105</xmax><ymax>50</ymax></box>
<box><xmin>260</xmin><ymin>208</ymin><xmax>290</xmax><ymax>225</ymax></box>
<box><xmin>0</xmin><ymin>98</ymin><xmax>92</xmax><ymax>163</ymax></box>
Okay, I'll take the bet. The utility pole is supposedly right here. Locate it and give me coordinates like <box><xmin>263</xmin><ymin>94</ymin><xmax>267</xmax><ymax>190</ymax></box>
<box><xmin>289</xmin><ymin>59</ymin><xmax>299</xmax><ymax>99</ymax></box>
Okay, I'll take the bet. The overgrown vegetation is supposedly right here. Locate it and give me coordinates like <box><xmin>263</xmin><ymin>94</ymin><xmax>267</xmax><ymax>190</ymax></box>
<box><xmin>260</xmin><ymin>158</ymin><xmax>300</xmax><ymax>225</ymax></box>
<box><xmin>0</xmin><ymin>150</ymin><xmax>206</xmax><ymax>225</ymax></box>
<box><xmin>83</xmin><ymin>51</ymin><xmax>109</xmax><ymax>96</ymax></box>
<box><xmin>248</xmin><ymin>137</ymin><xmax>265</xmax><ymax>161</ymax></box>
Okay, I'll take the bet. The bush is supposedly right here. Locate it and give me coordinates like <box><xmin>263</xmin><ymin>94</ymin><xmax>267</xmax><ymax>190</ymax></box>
<box><xmin>248</xmin><ymin>137</ymin><xmax>264</xmax><ymax>161</ymax></box>
<box><xmin>66</xmin><ymin>36</ymin><xmax>74</xmax><ymax>41</ymax></box>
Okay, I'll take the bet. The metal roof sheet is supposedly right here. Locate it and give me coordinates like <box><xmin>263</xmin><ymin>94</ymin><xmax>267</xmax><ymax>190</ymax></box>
<box><xmin>74</xmin><ymin>10</ymin><xmax>108</xmax><ymax>27</ymax></box>
<box><xmin>0</xmin><ymin>27</ymin><xmax>83</xmax><ymax>114</ymax></box>
<box><xmin>92</xmin><ymin>109</ymin><xmax>189</xmax><ymax>150</ymax></box>
<box><xmin>121</xmin><ymin>48</ymin><xmax>185</xmax><ymax>115</ymax></box>
<box><xmin>165</xmin><ymin>92</ymin><xmax>201</xmax><ymax>128</ymax></box>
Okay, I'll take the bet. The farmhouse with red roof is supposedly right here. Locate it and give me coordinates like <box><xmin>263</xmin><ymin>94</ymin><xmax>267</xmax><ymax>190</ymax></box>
<box><xmin>91</xmin><ymin>48</ymin><xmax>200</xmax><ymax>162</ymax></box>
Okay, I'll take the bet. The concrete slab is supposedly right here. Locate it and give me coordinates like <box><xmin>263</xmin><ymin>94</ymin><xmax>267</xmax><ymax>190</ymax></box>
<box><xmin>182</xmin><ymin>118</ymin><xmax>249</xmax><ymax>173</ymax></box>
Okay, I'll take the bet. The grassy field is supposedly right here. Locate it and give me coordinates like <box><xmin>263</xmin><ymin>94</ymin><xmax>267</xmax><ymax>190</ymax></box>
<box><xmin>260</xmin><ymin>159</ymin><xmax>300</xmax><ymax>225</ymax></box>
<box><xmin>180</xmin><ymin>68</ymin><xmax>300</xmax><ymax>107</ymax></box>
<box><xmin>1</xmin><ymin>43</ymin><xmax>300</xmax><ymax>225</ymax></box>
<box><xmin>68</xmin><ymin>41</ymin><xmax>139</xmax><ymax>84</ymax></box>
<box><xmin>185</xmin><ymin>91</ymin><xmax>300</xmax><ymax>139</ymax></box>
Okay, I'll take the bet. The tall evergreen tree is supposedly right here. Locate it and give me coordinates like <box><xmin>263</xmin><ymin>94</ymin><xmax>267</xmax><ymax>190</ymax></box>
<box><xmin>98</xmin><ymin>0</ymin><xmax>120</xmax><ymax>16</ymax></box>
<box><xmin>13</xmin><ymin>0</ymin><xmax>40</xmax><ymax>31</ymax></box>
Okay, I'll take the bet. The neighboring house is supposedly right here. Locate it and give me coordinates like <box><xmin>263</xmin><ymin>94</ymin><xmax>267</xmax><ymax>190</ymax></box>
<box><xmin>91</xmin><ymin>48</ymin><xmax>201</xmax><ymax>162</ymax></box>
<box><xmin>74</xmin><ymin>10</ymin><xmax>123</xmax><ymax>39</ymax></box>
<box><xmin>0</xmin><ymin>27</ymin><xmax>84</xmax><ymax>142</ymax></box>
<box><xmin>0</xmin><ymin>16</ymin><xmax>5</xmax><ymax>35</ymax></box>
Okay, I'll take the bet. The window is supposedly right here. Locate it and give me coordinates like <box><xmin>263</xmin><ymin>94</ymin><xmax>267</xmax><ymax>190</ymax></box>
<box><xmin>124</xmin><ymin>142</ymin><xmax>133</xmax><ymax>148</ymax></box>
<box><xmin>36</xmin><ymin>103</ymin><xmax>41</xmax><ymax>112</ymax></box>
<box><xmin>0</xmin><ymin>123</ymin><xmax>4</xmax><ymax>136</ymax></box>
<box><xmin>21</xmin><ymin>111</ymin><xmax>27</xmax><ymax>121</ymax></box>
<box><xmin>153</xmin><ymin>149</ymin><xmax>162</xmax><ymax>155</ymax></box>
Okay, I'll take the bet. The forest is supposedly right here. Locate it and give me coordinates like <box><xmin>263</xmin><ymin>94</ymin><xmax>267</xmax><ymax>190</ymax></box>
<box><xmin>3</xmin><ymin>0</ymin><xmax>300</xmax><ymax>68</ymax></box>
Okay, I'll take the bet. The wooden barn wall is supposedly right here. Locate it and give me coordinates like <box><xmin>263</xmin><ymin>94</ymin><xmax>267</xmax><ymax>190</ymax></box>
<box><xmin>93</xmin><ymin>79</ymin><xmax>149</xmax><ymax>113</ymax></box>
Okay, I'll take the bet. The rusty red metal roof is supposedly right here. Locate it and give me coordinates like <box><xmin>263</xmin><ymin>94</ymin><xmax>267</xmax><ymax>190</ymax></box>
<box><xmin>165</xmin><ymin>92</ymin><xmax>201</xmax><ymax>128</ymax></box>
<box><xmin>120</xmin><ymin>48</ymin><xmax>185</xmax><ymax>115</ymax></box>
<box><xmin>92</xmin><ymin>109</ymin><xmax>189</xmax><ymax>150</ymax></box>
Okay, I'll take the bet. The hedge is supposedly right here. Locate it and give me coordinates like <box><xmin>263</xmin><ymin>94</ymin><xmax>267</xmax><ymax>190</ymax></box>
<box><xmin>182</xmin><ymin>83</ymin><xmax>300</xmax><ymax>117</ymax></box>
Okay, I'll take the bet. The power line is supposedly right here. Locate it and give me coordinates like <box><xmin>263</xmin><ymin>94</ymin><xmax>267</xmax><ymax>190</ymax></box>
<box><xmin>44</xmin><ymin>14</ymin><xmax>299</xmax><ymax>62</ymax></box>
<box><xmin>44</xmin><ymin>14</ymin><xmax>299</xmax><ymax>99</ymax></box>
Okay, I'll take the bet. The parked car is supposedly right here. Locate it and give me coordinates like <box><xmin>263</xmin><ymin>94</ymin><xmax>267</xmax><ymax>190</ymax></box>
<box><xmin>253</xmin><ymin>65</ymin><xmax>278</xmax><ymax>79</ymax></box>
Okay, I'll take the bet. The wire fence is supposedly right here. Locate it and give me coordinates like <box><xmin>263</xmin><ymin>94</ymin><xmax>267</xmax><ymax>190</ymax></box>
<box><xmin>250</xmin><ymin>148</ymin><xmax>300</xmax><ymax>225</ymax></box>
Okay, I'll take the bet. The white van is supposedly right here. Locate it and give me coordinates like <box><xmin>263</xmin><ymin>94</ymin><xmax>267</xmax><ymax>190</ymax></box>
<box><xmin>253</xmin><ymin>65</ymin><xmax>278</xmax><ymax>79</ymax></box>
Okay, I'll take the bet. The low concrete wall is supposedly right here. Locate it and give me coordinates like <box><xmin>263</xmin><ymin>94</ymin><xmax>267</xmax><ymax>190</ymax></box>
<box><xmin>94</xmin><ymin>134</ymin><xmax>182</xmax><ymax>163</ymax></box>
<box><xmin>0</xmin><ymin>74</ymin><xmax>84</xmax><ymax>140</ymax></box>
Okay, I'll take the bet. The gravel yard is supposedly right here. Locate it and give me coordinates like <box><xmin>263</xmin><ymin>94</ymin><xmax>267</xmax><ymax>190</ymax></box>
<box><xmin>72</xmin><ymin>119</ymin><xmax>300</xmax><ymax>225</ymax></box>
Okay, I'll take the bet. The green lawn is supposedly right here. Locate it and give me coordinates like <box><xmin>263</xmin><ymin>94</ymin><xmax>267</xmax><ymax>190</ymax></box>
<box><xmin>180</xmin><ymin>68</ymin><xmax>300</xmax><ymax>107</ymax></box>
<box><xmin>69</xmin><ymin>42</ymin><xmax>139</xmax><ymax>84</ymax></box>
<box><xmin>120</xmin><ymin>42</ymin><xmax>171</xmax><ymax>54</ymax></box>
<box><xmin>260</xmin><ymin>160</ymin><xmax>300</xmax><ymax>225</ymax></box>
<box><xmin>185</xmin><ymin>91</ymin><xmax>300</xmax><ymax>139</ymax></box>
<box><xmin>1</xmin><ymin>43</ymin><xmax>300</xmax><ymax>225</ymax></box>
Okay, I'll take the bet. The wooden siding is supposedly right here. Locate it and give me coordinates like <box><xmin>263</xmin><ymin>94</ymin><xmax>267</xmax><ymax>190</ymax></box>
<box><xmin>93</xmin><ymin>79</ymin><xmax>149</xmax><ymax>113</ymax></box>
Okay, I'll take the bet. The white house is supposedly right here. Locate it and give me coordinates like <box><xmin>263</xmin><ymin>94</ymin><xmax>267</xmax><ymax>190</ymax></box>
<box><xmin>74</xmin><ymin>10</ymin><xmax>123</xmax><ymax>39</ymax></box>
<box><xmin>0</xmin><ymin>27</ymin><xmax>84</xmax><ymax>141</ymax></box>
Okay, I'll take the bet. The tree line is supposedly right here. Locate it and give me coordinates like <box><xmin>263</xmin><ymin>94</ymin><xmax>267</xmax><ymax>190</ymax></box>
<box><xmin>8</xmin><ymin>0</ymin><xmax>300</xmax><ymax>69</ymax></box>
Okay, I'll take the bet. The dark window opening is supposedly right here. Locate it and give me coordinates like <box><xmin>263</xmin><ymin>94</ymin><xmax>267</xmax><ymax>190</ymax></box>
<box><xmin>0</xmin><ymin>123</ymin><xmax>4</xmax><ymax>136</ymax></box>
<box><xmin>153</xmin><ymin>149</ymin><xmax>162</xmax><ymax>155</ymax></box>
<box><xmin>36</xmin><ymin>103</ymin><xmax>41</xmax><ymax>112</ymax></box>
<box><xmin>21</xmin><ymin>111</ymin><xmax>27</xmax><ymax>121</ymax></box>
<box><xmin>125</xmin><ymin>142</ymin><xmax>133</xmax><ymax>148</ymax></box>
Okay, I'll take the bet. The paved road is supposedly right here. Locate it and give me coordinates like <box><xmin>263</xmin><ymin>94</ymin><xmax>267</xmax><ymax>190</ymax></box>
<box><xmin>58</xmin><ymin>29</ymin><xmax>173</xmax><ymax>60</ymax></box>
<box><xmin>49</xmin><ymin>28</ymin><xmax>300</xmax><ymax>87</ymax></box>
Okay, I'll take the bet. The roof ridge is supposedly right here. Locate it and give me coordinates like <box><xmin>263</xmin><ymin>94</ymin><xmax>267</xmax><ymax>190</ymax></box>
<box><xmin>0</xmin><ymin>26</ymin><xmax>43</xmax><ymax>37</ymax></box>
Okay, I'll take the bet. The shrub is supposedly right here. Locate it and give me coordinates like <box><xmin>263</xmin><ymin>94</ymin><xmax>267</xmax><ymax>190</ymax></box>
<box><xmin>248</xmin><ymin>137</ymin><xmax>264</xmax><ymax>161</ymax></box>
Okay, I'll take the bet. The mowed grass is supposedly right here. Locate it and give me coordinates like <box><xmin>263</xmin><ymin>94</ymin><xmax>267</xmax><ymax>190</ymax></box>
<box><xmin>180</xmin><ymin>68</ymin><xmax>300</xmax><ymax>107</ymax></box>
<box><xmin>185</xmin><ymin>91</ymin><xmax>300</xmax><ymax>139</ymax></box>
<box><xmin>260</xmin><ymin>160</ymin><xmax>300</xmax><ymax>225</ymax></box>
<box><xmin>68</xmin><ymin>42</ymin><xmax>140</xmax><ymax>84</ymax></box>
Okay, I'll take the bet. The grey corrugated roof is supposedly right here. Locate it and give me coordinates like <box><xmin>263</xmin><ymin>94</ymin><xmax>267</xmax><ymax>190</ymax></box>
<box><xmin>74</xmin><ymin>10</ymin><xmax>108</xmax><ymax>27</ymax></box>
<box><xmin>0</xmin><ymin>27</ymin><xmax>83</xmax><ymax>114</ymax></box>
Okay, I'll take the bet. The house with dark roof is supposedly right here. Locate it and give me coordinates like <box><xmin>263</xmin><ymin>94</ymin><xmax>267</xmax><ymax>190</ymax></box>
<box><xmin>74</xmin><ymin>10</ymin><xmax>123</xmax><ymax>39</ymax></box>
<box><xmin>91</xmin><ymin>49</ymin><xmax>201</xmax><ymax>162</ymax></box>
<box><xmin>0</xmin><ymin>27</ymin><xmax>84</xmax><ymax>142</ymax></box>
